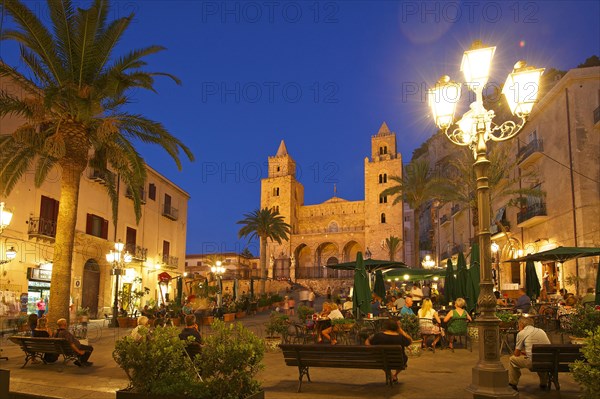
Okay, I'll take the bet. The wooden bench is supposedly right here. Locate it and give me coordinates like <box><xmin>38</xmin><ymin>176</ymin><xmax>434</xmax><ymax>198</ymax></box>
<box><xmin>530</xmin><ymin>343</ymin><xmax>584</xmax><ymax>390</ymax></box>
<box><xmin>280</xmin><ymin>344</ymin><xmax>407</xmax><ymax>392</ymax></box>
<box><xmin>9</xmin><ymin>336</ymin><xmax>79</xmax><ymax>368</ymax></box>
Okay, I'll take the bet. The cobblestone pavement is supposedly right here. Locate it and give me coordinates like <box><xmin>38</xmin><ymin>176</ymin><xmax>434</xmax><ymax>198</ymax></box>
<box><xmin>0</xmin><ymin>302</ymin><xmax>583</xmax><ymax>399</ymax></box>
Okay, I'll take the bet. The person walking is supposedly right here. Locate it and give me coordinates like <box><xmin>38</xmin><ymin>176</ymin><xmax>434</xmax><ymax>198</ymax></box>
<box><xmin>36</xmin><ymin>298</ymin><xmax>46</xmax><ymax>318</ymax></box>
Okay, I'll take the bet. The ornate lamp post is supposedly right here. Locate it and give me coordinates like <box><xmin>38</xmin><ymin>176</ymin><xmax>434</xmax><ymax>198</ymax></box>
<box><xmin>211</xmin><ymin>260</ymin><xmax>225</xmax><ymax>309</ymax></box>
<box><xmin>106</xmin><ymin>240</ymin><xmax>132</xmax><ymax>328</ymax></box>
<box><xmin>428</xmin><ymin>40</ymin><xmax>544</xmax><ymax>398</ymax></box>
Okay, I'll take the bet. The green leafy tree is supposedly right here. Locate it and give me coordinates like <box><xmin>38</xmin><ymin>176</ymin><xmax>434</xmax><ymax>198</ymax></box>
<box><xmin>381</xmin><ymin>159</ymin><xmax>437</xmax><ymax>267</ymax></box>
<box><xmin>237</xmin><ymin>208</ymin><xmax>290</xmax><ymax>295</ymax></box>
<box><xmin>383</xmin><ymin>235</ymin><xmax>402</xmax><ymax>261</ymax></box>
<box><xmin>0</xmin><ymin>0</ymin><xmax>193</xmax><ymax>323</ymax></box>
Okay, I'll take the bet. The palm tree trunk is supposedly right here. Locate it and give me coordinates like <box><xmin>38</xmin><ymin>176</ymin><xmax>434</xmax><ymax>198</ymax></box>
<box><xmin>413</xmin><ymin>210</ymin><xmax>420</xmax><ymax>268</ymax></box>
<box><xmin>260</xmin><ymin>237</ymin><xmax>267</xmax><ymax>295</ymax></box>
<box><xmin>47</xmin><ymin>158</ymin><xmax>86</xmax><ymax>324</ymax></box>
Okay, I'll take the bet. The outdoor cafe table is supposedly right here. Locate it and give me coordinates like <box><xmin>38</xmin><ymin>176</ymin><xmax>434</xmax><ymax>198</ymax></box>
<box><xmin>362</xmin><ymin>316</ymin><xmax>388</xmax><ymax>333</ymax></box>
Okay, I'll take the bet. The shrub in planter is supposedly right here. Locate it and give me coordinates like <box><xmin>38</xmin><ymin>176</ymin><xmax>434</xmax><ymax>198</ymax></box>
<box><xmin>397</xmin><ymin>314</ymin><xmax>420</xmax><ymax>340</ymax></box>
<box><xmin>570</xmin><ymin>306</ymin><xmax>600</xmax><ymax>338</ymax></box>
<box><xmin>332</xmin><ymin>318</ymin><xmax>355</xmax><ymax>332</ymax></box>
<box><xmin>297</xmin><ymin>305</ymin><xmax>314</xmax><ymax>323</ymax></box>
<box><xmin>495</xmin><ymin>311</ymin><xmax>519</xmax><ymax>327</ymax></box>
<box><xmin>265</xmin><ymin>312</ymin><xmax>289</xmax><ymax>338</ymax></box>
<box><xmin>570</xmin><ymin>326</ymin><xmax>600</xmax><ymax>399</ymax></box>
<box><xmin>198</xmin><ymin>320</ymin><xmax>264</xmax><ymax>399</ymax></box>
<box><xmin>113</xmin><ymin>326</ymin><xmax>204</xmax><ymax>397</ymax></box>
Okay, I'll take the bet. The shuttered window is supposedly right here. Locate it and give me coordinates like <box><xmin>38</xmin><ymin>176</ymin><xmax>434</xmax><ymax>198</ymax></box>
<box><xmin>86</xmin><ymin>214</ymin><xmax>108</xmax><ymax>239</ymax></box>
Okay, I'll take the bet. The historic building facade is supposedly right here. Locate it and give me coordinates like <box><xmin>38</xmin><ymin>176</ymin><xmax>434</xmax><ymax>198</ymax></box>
<box><xmin>260</xmin><ymin>123</ymin><xmax>404</xmax><ymax>280</ymax></box>
<box><xmin>0</xmin><ymin>76</ymin><xmax>189</xmax><ymax>319</ymax></box>
<box><xmin>422</xmin><ymin>66</ymin><xmax>600</xmax><ymax>295</ymax></box>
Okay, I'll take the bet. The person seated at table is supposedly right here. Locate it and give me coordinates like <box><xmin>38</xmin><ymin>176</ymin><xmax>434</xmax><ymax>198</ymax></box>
<box><xmin>513</xmin><ymin>288</ymin><xmax>531</xmax><ymax>313</ymax></box>
<box><xmin>494</xmin><ymin>291</ymin><xmax>507</xmax><ymax>306</ymax></box>
<box><xmin>417</xmin><ymin>298</ymin><xmax>443</xmax><ymax>350</ymax></box>
<box><xmin>141</xmin><ymin>305</ymin><xmax>153</xmax><ymax>318</ymax></box>
<box><xmin>558</xmin><ymin>288</ymin><xmax>569</xmax><ymax>305</ymax></box>
<box><xmin>556</xmin><ymin>295</ymin><xmax>577</xmax><ymax>331</ymax></box>
<box><xmin>400</xmin><ymin>296</ymin><xmax>414</xmax><ymax>315</ymax></box>
<box><xmin>443</xmin><ymin>297</ymin><xmax>472</xmax><ymax>350</ymax></box>
<box><xmin>365</xmin><ymin>318</ymin><xmax>412</xmax><ymax>383</ymax></box>
<box><xmin>508</xmin><ymin>316</ymin><xmax>550</xmax><ymax>391</ymax></box>
<box><xmin>581</xmin><ymin>288</ymin><xmax>595</xmax><ymax>306</ymax></box>
<box><xmin>394</xmin><ymin>294</ymin><xmax>406</xmax><ymax>310</ymax></box>
<box><xmin>411</xmin><ymin>283</ymin><xmax>423</xmax><ymax>304</ymax></box>
<box><xmin>131</xmin><ymin>316</ymin><xmax>150</xmax><ymax>341</ymax></box>
<box><xmin>342</xmin><ymin>297</ymin><xmax>353</xmax><ymax>315</ymax></box>
<box><xmin>319</xmin><ymin>303</ymin><xmax>344</xmax><ymax>344</ymax></box>
<box><xmin>371</xmin><ymin>294</ymin><xmax>382</xmax><ymax>316</ymax></box>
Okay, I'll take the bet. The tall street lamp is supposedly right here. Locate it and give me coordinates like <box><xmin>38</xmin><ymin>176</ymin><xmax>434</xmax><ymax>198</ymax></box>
<box><xmin>211</xmin><ymin>260</ymin><xmax>225</xmax><ymax>310</ymax></box>
<box><xmin>106</xmin><ymin>240</ymin><xmax>132</xmax><ymax>328</ymax></box>
<box><xmin>428</xmin><ymin>40</ymin><xmax>543</xmax><ymax>398</ymax></box>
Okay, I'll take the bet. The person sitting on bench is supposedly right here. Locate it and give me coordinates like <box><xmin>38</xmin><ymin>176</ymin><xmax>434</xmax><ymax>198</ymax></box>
<box><xmin>54</xmin><ymin>318</ymin><xmax>94</xmax><ymax>367</ymax></box>
<box><xmin>508</xmin><ymin>316</ymin><xmax>550</xmax><ymax>392</ymax></box>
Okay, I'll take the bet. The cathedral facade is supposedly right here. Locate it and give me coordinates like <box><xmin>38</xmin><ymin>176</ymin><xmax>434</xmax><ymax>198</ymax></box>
<box><xmin>260</xmin><ymin>123</ymin><xmax>404</xmax><ymax>280</ymax></box>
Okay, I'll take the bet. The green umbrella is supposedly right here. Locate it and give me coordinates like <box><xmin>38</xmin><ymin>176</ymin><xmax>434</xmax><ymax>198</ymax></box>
<box><xmin>466</xmin><ymin>244</ymin><xmax>480</xmax><ymax>313</ymax></box>
<box><xmin>373</xmin><ymin>270</ymin><xmax>386</xmax><ymax>300</ymax></box>
<box><xmin>352</xmin><ymin>252</ymin><xmax>371</xmax><ymax>319</ymax></box>
<box><xmin>384</xmin><ymin>268</ymin><xmax>446</xmax><ymax>281</ymax></box>
<box><xmin>455</xmin><ymin>252</ymin><xmax>469</xmax><ymax>300</ymax></box>
<box><xmin>176</xmin><ymin>276</ymin><xmax>183</xmax><ymax>307</ymax></box>
<box><xmin>444</xmin><ymin>258</ymin><xmax>456</xmax><ymax>303</ymax></box>
<box><xmin>509</xmin><ymin>246</ymin><xmax>600</xmax><ymax>263</ymax></box>
<box><xmin>595</xmin><ymin>267</ymin><xmax>600</xmax><ymax>306</ymax></box>
<box><xmin>525</xmin><ymin>260</ymin><xmax>541</xmax><ymax>300</ymax></box>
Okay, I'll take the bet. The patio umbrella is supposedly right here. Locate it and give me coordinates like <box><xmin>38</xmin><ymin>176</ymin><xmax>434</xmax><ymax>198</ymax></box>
<box><xmin>352</xmin><ymin>252</ymin><xmax>371</xmax><ymax>319</ymax></box>
<box><xmin>455</xmin><ymin>252</ymin><xmax>469</xmax><ymax>300</ymax></box>
<box><xmin>524</xmin><ymin>260</ymin><xmax>541</xmax><ymax>300</ymax></box>
<box><xmin>466</xmin><ymin>244</ymin><xmax>480</xmax><ymax>313</ymax></box>
<box><xmin>250</xmin><ymin>278</ymin><xmax>255</xmax><ymax>300</ymax></box>
<box><xmin>175</xmin><ymin>276</ymin><xmax>183</xmax><ymax>307</ymax></box>
<box><xmin>328</xmin><ymin>259</ymin><xmax>408</xmax><ymax>273</ymax></box>
<box><xmin>384</xmin><ymin>268</ymin><xmax>446</xmax><ymax>281</ymax></box>
<box><xmin>444</xmin><ymin>258</ymin><xmax>456</xmax><ymax>303</ymax></box>
<box><xmin>373</xmin><ymin>270</ymin><xmax>386</xmax><ymax>300</ymax></box>
<box><xmin>233</xmin><ymin>279</ymin><xmax>238</xmax><ymax>301</ymax></box>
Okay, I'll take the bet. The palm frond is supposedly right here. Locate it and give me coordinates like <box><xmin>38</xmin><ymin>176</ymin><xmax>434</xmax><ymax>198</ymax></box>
<box><xmin>48</xmin><ymin>0</ymin><xmax>76</xmax><ymax>80</ymax></box>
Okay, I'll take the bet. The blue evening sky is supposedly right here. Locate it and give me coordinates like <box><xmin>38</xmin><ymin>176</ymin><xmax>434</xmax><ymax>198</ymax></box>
<box><xmin>1</xmin><ymin>1</ymin><xmax>599</xmax><ymax>256</ymax></box>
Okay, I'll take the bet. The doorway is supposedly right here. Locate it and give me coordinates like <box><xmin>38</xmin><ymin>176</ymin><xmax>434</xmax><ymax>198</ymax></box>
<box><xmin>82</xmin><ymin>259</ymin><xmax>101</xmax><ymax>318</ymax></box>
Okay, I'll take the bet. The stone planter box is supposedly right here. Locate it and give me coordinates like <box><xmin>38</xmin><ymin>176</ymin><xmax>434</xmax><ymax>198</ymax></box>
<box><xmin>223</xmin><ymin>313</ymin><xmax>236</xmax><ymax>322</ymax></box>
<box><xmin>118</xmin><ymin>317</ymin><xmax>130</xmax><ymax>328</ymax></box>
<box><xmin>235</xmin><ymin>311</ymin><xmax>246</xmax><ymax>319</ymax></box>
<box><xmin>406</xmin><ymin>339</ymin><xmax>423</xmax><ymax>358</ymax></box>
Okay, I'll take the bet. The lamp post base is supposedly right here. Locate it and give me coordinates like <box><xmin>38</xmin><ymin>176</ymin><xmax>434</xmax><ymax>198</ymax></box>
<box><xmin>466</xmin><ymin>366</ymin><xmax>518</xmax><ymax>399</ymax></box>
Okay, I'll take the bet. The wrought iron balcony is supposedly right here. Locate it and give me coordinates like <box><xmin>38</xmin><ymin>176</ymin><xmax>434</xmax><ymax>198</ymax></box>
<box><xmin>125</xmin><ymin>244</ymin><xmax>148</xmax><ymax>262</ymax></box>
<box><xmin>162</xmin><ymin>204</ymin><xmax>179</xmax><ymax>220</ymax></box>
<box><xmin>28</xmin><ymin>217</ymin><xmax>57</xmax><ymax>240</ymax></box>
<box><xmin>125</xmin><ymin>187</ymin><xmax>147</xmax><ymax>204</ymax></box>
<box><xmin>88</xmin><ymin>168</ymin><xmax>116</xmax><ymax>186</ymax></box>
<box><xmin>451</xmin><ymin>204</ymin><xmax>461</xmax><ymax>216</ymax></box>
<box><xmin>162</xmin><ymin>254</ymin><xmax>179</xmax><ymax>269</ymax></box>
<box><xmin>440</xmin><ymin>214</ymin><xmax>450</xmax><ymax>225</ymax></box>
<box><xmin>517</xmin><ymin>139</ymin><xmax>544</xmax><ymax>166</ymax></box>
<box><xmin>517</xmin><ymin>202</ymin><xmax>548</xmax><ymax>227</ymax></box>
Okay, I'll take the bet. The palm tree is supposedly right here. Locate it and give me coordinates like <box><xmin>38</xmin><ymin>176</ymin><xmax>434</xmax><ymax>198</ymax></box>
<box><xmin>237</xmin><ymin>208</ymin><xmax>291</xmax><ymax>294</ymax></box>
<box><xmin>0</xmin><ymin>0</ymin><xmax>194</xmax><ymax>322</ymax></box>
<box><xmin>381</xmin><ymin>159</ymin><xmax>437</xmax><ymax>268</ymax></box>
<box><xmin>383</xmin><ymin>235</ymin><xmax>402</xmax><ymax>261</ymax></box>
<box><xmin>434</xmin><ymin>144</ymin><xmax>543</xmax><ymax>232</ymax></box>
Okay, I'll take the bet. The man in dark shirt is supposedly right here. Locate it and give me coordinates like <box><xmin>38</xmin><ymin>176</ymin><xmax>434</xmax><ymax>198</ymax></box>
<box><xmin>514</xmin><ymin>288</ymin><xmax>532</xmax><ymax>313</ymax></box>
<box><xmin>179</xmin><ymin>314</ymin><xmax>202</xmax><ymax>356</ymax></box>
<box><xmin>54</xmin><ymin>318</ymin><xmax>93</xmax><ymax>367</ymax></box>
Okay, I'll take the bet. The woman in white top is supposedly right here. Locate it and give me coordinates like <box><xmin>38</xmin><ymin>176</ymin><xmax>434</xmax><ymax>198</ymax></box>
<box><xmin>320</xmin><ymin>303</ymin><xmax>344</xmax><ymax>345</ymax></box>
<box><xmin>417</xmin><ymin>299</ymin><xmax>443</xmax><ymax>350</ymax></box>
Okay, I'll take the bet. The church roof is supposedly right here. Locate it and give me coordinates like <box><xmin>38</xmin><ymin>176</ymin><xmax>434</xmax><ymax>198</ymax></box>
<box><xmin>377</xmin><ymin>121</ymin><xmax>391</xmax><ymax>136</ymax></box>
<box><xmin>275</xmin><ymin>140</ymin><xmax>288</xmax><ymax>156</ymax></box>
<box><xmin>322</xmin><ymin>196</ymin><xmax>348</xmax><ymax>204</ymax></box>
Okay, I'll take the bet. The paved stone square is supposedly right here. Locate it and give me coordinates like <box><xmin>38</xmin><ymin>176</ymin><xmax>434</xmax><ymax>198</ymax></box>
<box><xmin>0</xmin><ymin>313</ymin><xmax>583</xmax><ymax>399</ymax></box>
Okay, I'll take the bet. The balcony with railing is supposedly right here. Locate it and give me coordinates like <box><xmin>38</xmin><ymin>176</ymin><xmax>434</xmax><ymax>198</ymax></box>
<box><xmin>517</xmin><ymin>202</ymin><xmax>548</xmax><ymax>228</ymax></box>
<box><xmin>451</xmin><ymin>204</ymin><xmax>461</xmax><ymax>216</ymax></box>
<box><xmin>162</xmin><ymin>254</ymin><xmax>179</xmax><ymax>269</ymax></box>
<box><xmin>125</xmin><ymin>187</ymin><xmax>147</xmax><ymax>204</ymax></box>
<box><xmin>490</xmin><ymin>220</ymin><xmax>511</xmax><ymax>238</ymax></box>
<box><xmin>162</xmin><ymin>204</ymin><xmax>179</xmax><ymax>221</ymax></box>
<box><xmin>440</xmin><ymin>214</ymin><xmax>450</xmax><ymax>226</ymax></box>
<box><xmin>125</xmin><ymin>244</ymin><xmax>148</xmax><ymax>262</ymax></box>
<box><xmin>88</xmin><ymin>168</ymin><xmax>116</xmax><ymax>186</ymax></box>
<box><xmin>27</xmin><ymin>217</ymin><xmax>57</xmax><ymax>241</ymax></box>
<box><xmin>517</xmin><ymin>139</ymin><xmax>544</xmax><ymax>167</ymax></box>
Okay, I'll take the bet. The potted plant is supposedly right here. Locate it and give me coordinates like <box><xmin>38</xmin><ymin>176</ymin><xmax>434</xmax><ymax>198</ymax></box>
<box><xmin>332</xmin><ymin>318</ymin><xmax>355</xmax><ymax>332</ymax></box>
<box><xmin>570</xmin><ymin>326</ymin><xmax>600</xmax><ymax>399</ymax></box>
<box><xmin>257</xmin><ymin>296</ymin><xmax>269</xmax><ymax>312</ymax></box>
<box><xmin>398</xmin><ymin>314</ymin><xmax>421</xmax><ymax>357</ymax></box>
<box><xmin>76</xmin><ymin>307</ymin><xmax>90</xmax><ymax>323</ymax></box>
<box><xmin>113</xmin><ymin>323</ymin><xmax>265</xmax><ymax>399</ymax></box>
<box><xmin>569</xmin><ymin>306</ymin><xmax>600</xmax><ymax>344</ymax></box>
<box><xmin>297</xmin><ymin>305</ymin><xmax>315</xmax><ymax>323</ymax></box>
<box><xmin>222</xmin><ymin>303</ymin><xmax>236</xmax><ymax>322</ymax></box>
<box><xmin>235</xmin><ymin>300</ymin><xmax>247</xmax><ymax>319</ymax></box>
<box><xmin>495</xmin><ymin>311</ymin><xmax>519</xmax><ymax>328</ymax></box>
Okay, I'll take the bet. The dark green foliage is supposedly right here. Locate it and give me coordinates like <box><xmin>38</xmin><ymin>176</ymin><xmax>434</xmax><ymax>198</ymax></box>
<box><xmin>398</xmin><ymin>314</ymin><xmax>420</xmax><ymax>340</ymax></box>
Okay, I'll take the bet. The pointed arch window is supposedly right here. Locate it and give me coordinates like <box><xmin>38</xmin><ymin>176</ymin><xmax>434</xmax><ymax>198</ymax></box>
<box><xmin>379</xmin><ymin>195</ymin><xmax>388</xmax><ymax>204</ymax></box>
<box><xmin>380</xmin><ymin>213</ymin><xmax>386</xmax><ymax>223</ymax></box>
<box><xmin>378</xmin><ymin>173</ymin><xmax>387</xmax><ymax>184</ymax></box>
